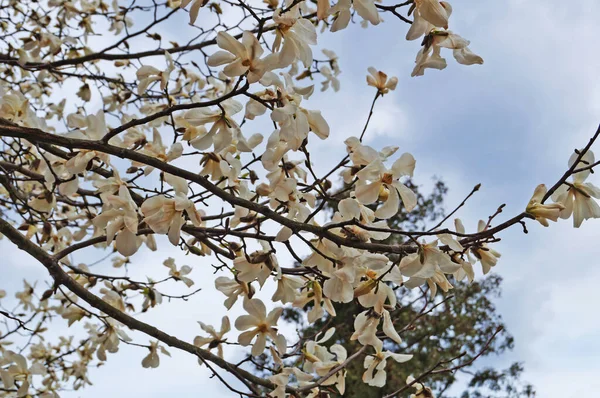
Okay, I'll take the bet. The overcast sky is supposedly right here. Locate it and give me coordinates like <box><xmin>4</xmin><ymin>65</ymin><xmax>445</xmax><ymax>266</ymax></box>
<box><xmin>2</xmin><ymin>0</ymin><xmax>600</xmax><ymax>397</ymax></box>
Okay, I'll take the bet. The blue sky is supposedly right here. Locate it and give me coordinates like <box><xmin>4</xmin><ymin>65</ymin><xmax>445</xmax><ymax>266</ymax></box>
<box><xmin>2</xmin><ymin>0</ymin><xmax>600</xmax><ymax>396</ymax></box>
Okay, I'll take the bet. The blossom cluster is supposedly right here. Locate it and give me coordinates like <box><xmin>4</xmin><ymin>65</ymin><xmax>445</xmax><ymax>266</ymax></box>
<box><xmin>0</xmin><ymin>0</ymin><xmax>597</xmax><ymax>397</ymax></box>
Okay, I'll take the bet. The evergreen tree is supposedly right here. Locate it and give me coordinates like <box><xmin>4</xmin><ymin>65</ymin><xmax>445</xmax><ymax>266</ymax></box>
<box><xmin>269</xmin><ymin>180</ymin><xmax>536</xmax><ymax>397</ymax></box>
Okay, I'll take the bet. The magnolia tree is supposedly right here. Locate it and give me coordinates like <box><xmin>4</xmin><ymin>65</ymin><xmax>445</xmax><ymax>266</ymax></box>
<box><xmin>0</xmin><ymin>0</ymin><xmax>597</xmax><ymax>397</ymax></box>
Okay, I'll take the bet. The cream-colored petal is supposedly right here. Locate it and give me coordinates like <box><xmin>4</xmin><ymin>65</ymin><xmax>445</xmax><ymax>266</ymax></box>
<box><xmin>207</xmin><ymin>51</ymin><xmax>237</xmax><ymax>66</ymax></box>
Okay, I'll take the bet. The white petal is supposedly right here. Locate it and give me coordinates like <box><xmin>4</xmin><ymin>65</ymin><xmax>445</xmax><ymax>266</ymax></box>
<box><xmin>374</xmin><ymin>185</ymin><xmax>399</xmax><ymax>219</ymax></box>
<box><xmin>382</xmin><ymin>310</ymin><xmax>402</xmax><ymax>344</ymax></box>
<box><xmin>207</xmin><ymin>51</ymin><xmax>237</xmax><ymax>66</ymax></box>
<box><xmin>116</xmin><ymin>229</ymin><xmax>140</xmax><ymax>257</ymax></box>
<box><xmin>394</xmin><ymin>182</ymin><xmax>417</xmax><ymax>212</ymax></box>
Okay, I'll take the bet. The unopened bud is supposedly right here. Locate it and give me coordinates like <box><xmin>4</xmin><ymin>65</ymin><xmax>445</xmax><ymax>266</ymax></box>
<box><xmin>40</xmin><ymin>288</ymin><xmax>54</xmax><ymax>301</ymax></box>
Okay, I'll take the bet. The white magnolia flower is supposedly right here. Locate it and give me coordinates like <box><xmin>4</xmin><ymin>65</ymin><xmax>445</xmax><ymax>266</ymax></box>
<box><xmin>303</xmin><ymin>242</ymin><xmax>360</xmax><ymax>304</ymax></box>
<box><xmin>0</xmin><ymin>88</ymin><xmax>45</xmax><ymax>127</ymax></box>
<box><xmin>15</xmin><ymin>281</ymin><xmax>35</xmax><ymax>311</ymax></box>
<box><xmin>229</xmin><ymin>190</ymin><xmax>259</xmax><ymax>228</ymax></box>
<box><xmin>412</xmin><ymin>44</ymin><xmax>447</xmax><ymax>77</ymax></box>
<box><xmin>356</xmin><ymin>270</ymin><xmax>397</xmax><ymax>314</ymax></box>
<box><xmin>138</xmin><ymin>129</ymin><xmax>183</xmax><ymax>175</ymax></box>
<box><xmin>234</xmin><ymin>241</ymin><xmax>281</xmax><ymax>287</ymax></box>
<box><xmin>93</xmin><ymin>169</ymin><xmax>126</xmax><ymax>199</ymax></box>
<box><xmin>235</xmin><ymin>297</ymin><xmax>284</xmax><ymax>356</ymax></box>
<box><xmin>452</xmin><ymin>46</ymin><xmax>485</xmax><ymax>66</ymax></box>
<box><xmin>351</xmin><ymin>306</ymin><xmax>404</xmax><ymax>352</ymax></box>
<box><xmin>363</xmin><ymin>347</ymin><xmax>412</xmax><ymax>387</ymax></box>
<box><xmin>92</xmin><ymin>185</ymin><xmax>141</xmax><ymax>256</ymax></box>
<box><xmin>412</xmin><ymin>30</ymin><xmax>483</xmax><ymax>77</ymax></box>
<box><xmin>141</xmin><ymin>194</ymin><xmax>201</xmax><ymax>245</ymax></box>
<box><xmin>552</xmin><ymin>150</ymin><xmax>600</xmax><ymax>227</ymax></box>
<box><xmin>355</xmin><ymin>155</ymin><xmax>417</xmax><ymax>219</ymax></box>
<box><xmin>328</xmin><ymin>0</ymin><xmax>381</xmax><ymax>30</ymax></box>
<box><xmin>266</xmin><ymin>154</ymin><xmax>308</xmax><ymax>187</ymax></box>
<box><xmin>42</xmin><ymin>226</ymin><xmax>74</xmax><ymax>257</ymax></box>
<box><xmin>220</xmin><ymin>152</ymin><xmax>252</xmax><ymax>191</ymax></box>
<box><xmin>320</xmin><ymin>65</ymin><xmax>340</xmax><ymax>92</ymax></box>
<box><xmin>193</xmin><ymin>316</ymin><xmax>230</xmax><ymax>358</ymax></box>
<box><xmin>400</xmin><ymin>240</ymin><xmax>461</xmax><ymax>293</ymax></box>
<box><xmin>351</xmin><ymin>311</ymin><xmax>383</xmax><ymax>350</ymax></box>
<box><xmin>207</xmin><ymin>31</ymin><xmax>275</xmax><ymax>83</ymax></box>
<box><xmin>471</xmin><ymin>220</ymin><xmax>501</xmax><ymax>274</ymax></box>
<box><xmin>273</xmin><ymin>6</ymin><xmax>317</xmax><ymax>67</ymax></box>
<box><xmin>141</xmin><ymin>341</ymin><xmax>171</xmax><ymax>369</ymax></box>
<box><xmin>184</xmin><ymin>99</ymin><xmax>255</xmax><ymax>153</ymax></box>
<box><xmin>88</xmin><ymin>319</ymin><xmax>132</xmax><ymax>361</ymax></box>
<box><xmin>330</xmin><ymin>0</ymin><xmax>352</xmax><ymax>32</ymax></box>
<box><xmin>329</xmin><ymin>197</ymin><xmax>391</xmax><ymax>242</ymax></box>
<box><xmin>272</xmin><ymin>275</ymin><xmax>304</xmax><ymax>304</ymax></box>
<box><xmin>64</xmin><ymin>149</ymin><xmax>110</xmax><ymax>176</ymax></box>
<box><xmin>293</xmin><ymin>279</ymin><xmax>336</xmax><ymax>323</ymax></box>
<box><xmin>452</xmin><ymin>253</ymin><xmax>475</xmax><ymax>284</ymax></box>
<box><xmin>0</xmin><ymin>351</ymin><xmax>46</xmax><ymax>397</ymax></box>
<box><xmin>29</xmin><ymin>191</ymin><xmax>57</xmax><ymax>213</ymax></box>
<box><xmin>61</xmin><ymin>305</ymin><xmax>87</xmax><ymax>326</ymax></box>
<box><xmin>408</xmin><ymin>268</ymin><xmax>454</xmax><ymax>297</ymax></box>
<box><xmin>407</xmin><ymin>375</ymin><xmax>435</xmax><ymax>397</ymax></box>
<box><xmin>245</xmin><ymin>91</ymin><xmax>272</xmax><ymax>120</ymax></box>
<box><xmin>100</xmin><ymin>283</ymin><xmax>126</xmax><ymax>312</ymax></box>
<box><xmin>163</xmin><ymin>258</ymin><xmax>194</xmax><ymax>287</ymax></box>
<box><xmin>215</xmin><ymin>276</ymin><xmax>254</xmax><ymax>309</ymax></box>
<box><xmin>66</xmin><ymin>109</ymin><xmax>108</xmax><ymax>141</ymax></box>
<box><xmin>267</xmin><ymin>76</ymin><xmax>330</xmax><ymax>152</ymax></box>
<box><xmin>407</xmin><ymin>0</ymin><xmax>452</xmax><ymax>40</ymax></box>
<box><xmin>526</xmin><ymin>184</ymin><xmax>565</xmax><ymax>226</ymax></box>
<box><xmin>322</xmin><ymin>49</ymin><xmax>341</xmax><ymax>73</ymax></box>
<box><xmin>323</xmin><ymin>262</ymin><xmax>356</xmax><ymax>303</ymax></box>
<box><xmin>141</xmin><ymin>176</ymin><xmax>202</xmax><ymax>246</ymax></box>
<box><xmin>314</xmin><ymin>343</ymin><xmax>348</xmax><ymax>394</ymax></box>
<box><xmin>269</xmin><ymin>371</ymin><xmax>290</xmax><ymax>398</ymax></box>
<box><xmin>141</xmin><ymin>285</ymin><xmax>163</xmax><ymax>311</ymax></box>
<box><xmin>136</xmin><ymin>52</ymin><xmax>175</xmax><ymax>94</ymax></box>
<box><xmin>109</xmin><ymin>9</ymin><xmax>134</xmax><ymax>34</ymax></box>
<box><xmin>355</xmin><ymin>0</ymin><xmax>382</xmax><ymax>26</ymax></box>
<box><xmin>366</xmin><ymin>67</ymin><xmax>398</xmax><ymax>95</ymax></box>
<box><xmin>269</xmin><ymin>367</ymin><xmax>314</xmax><ymax>398</ymax></box>
<box><xmin>302</xmin><ymin>328</ymin><xmax>336</xmax><ymax>371</ymax></box>
<box><xmin>342</xmin><ymin>137</ymin><xmax>398</xmax><ymax>183</ymax></box>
